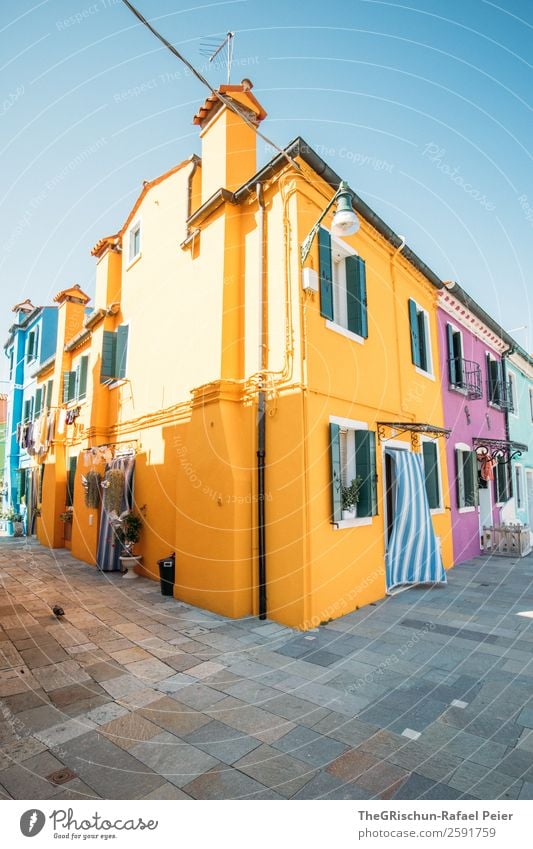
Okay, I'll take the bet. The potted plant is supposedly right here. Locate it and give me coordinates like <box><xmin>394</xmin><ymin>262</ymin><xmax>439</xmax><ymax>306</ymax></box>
<box><xmin>4</xmin><ymin>507</ymin><xmax>15</xmax><ymax>536</ymax></box>
<box><xmin>112</xmin><ymin>510</ymin><xmax>143</xmax><ymax>578</ymax></box>
<box><xmin>341</xmin><ymin>477</ymin><xmax>362</xmax><ymax>520</ymax></box>
<box><xmin>12</xmin><ymin>511</ymin><xmax>24</xmax><ymax>537</ymax></box>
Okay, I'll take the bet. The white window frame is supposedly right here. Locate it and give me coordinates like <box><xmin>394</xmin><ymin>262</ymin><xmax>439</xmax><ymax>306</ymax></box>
<box><xmin>325</xmin><ymin>235</ymin><xmax>365</xmax><ymax>345</ymax></box>
<box><xmin>127</xmin><ymin>218</ymin><xmax>142</xmax><ymax>267</ymax></box>
<box><xmin>455</xmin><ymin>441</ymin><xmax>476</xmax><ymax>514</ymax></box>
<box><xmin>106</xmin><ymin>320</ymin><xmax>131</xmax><ymax>390</ymax></box>
<box><xmin>447</xmin><ymin>322</ymin><xmax>468</xmax><ymax>395</ymax></box>
<box><xmin>26</xmin><ymin>326</ymin><xmax>40</xmax><ymax>364</ymax></box>
<box><xmin>412</xmin><ymin>299</ymin><xmax>434</xmax><ymax>380</ymax></box>
<box><xmin>329</xmin><ymin>415</ymin><xmax>372</xmax><ymax>529</ymax></box>
<box><xmin>420</xmin><ymin>435</ymin><xmax>444</xmax><ymax>514</ymax></box>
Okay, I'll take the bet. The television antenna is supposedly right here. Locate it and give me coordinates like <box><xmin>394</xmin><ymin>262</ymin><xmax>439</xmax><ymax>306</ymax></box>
<box><xmin>199</xmin><ymin>32</ymin><xmax>235</xmax><ymax>84</ymax></box>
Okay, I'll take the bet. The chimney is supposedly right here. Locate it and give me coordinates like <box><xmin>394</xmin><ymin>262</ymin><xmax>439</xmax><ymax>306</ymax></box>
<box><xmin>193</xmin><ymin>79</ymin><xmax>267</xmax><ymax>204</ymax></box>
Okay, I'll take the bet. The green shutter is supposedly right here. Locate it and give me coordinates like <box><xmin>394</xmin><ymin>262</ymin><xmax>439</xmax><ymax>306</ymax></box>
<box><xmin>34</xmin><ymin>388</ymin><xmax>43</xmax><ymax>419</ymax></box>
<box><xmin>39</xmin><ymin>463</ymin><xmax>45</xmax><ymax>502</ymax></box>
<box><xmin>355</xmin><ymin>430</ymin><xmax>377</xmax><ymax>517</ymax></box>
<box><xmin>17</xmin><ymin>469</ymin><xmax>27</xmax><ymax>503</ymax></box>
<box><xmin>27</xmin><ymin>331</ymin><xmax>34</xmax><ymax>361</ymax></box>
<box><xmin>66</xmin><ymin>456</ymin><xmax>77</xmax><ymax>508</ymax></box>
<box><xmin>116</xmin><ymin>325</ymin><xmax>129</xmax><ymax>379</ymax></box>
<box><xmin>417</xmin><ymin>311</ymin><xmax>428</xmax><ymax>371</ymax></box>
<box><xmin>101</xmin><ymin>331</ymin><xmax>117</xmax><ymax>382</ymax></box>
<box><xmin>346</xmin><ymin>255</ymin><xmax>368</xmax><ymax>338</ymax></box>
<box><xmin>463</xmin><ymin>451</ymin><xmax>477</xmax><ymax>508</ymax></box>
<box><xmin>318</xmin><ymin>227</ymin><xmax>334</xmax><ymax>321</ymax></box>
<box><xmin>446</xmin><ymin>324</ymin><xmax>457</xmax><ymax>385</ymax></box>
<box><xmin>63</xmin><ymin>371</ymin><xmax>71</xmax><ymax>404</ymax></box>
<box><xmin>329</xmin><ymin>423</ymin><xmax>343</xmax><ymax>523</ymax></box>
<box><xmin>422</xmin><ymin>441</ymin><xmax>440</xmax><ymax>510</ymax></box>
<box><xmin>23</xmin><ymin>399</ymin><xmax>31</xmax><ymax>422</ymax></box>
<box><xmin>46</xmin><ymin>379</ymin><xmax>53</xmax><ymax>408</ymax></box>
<box><xmin>78</xmin><ymin>356</ymin><xmax>89</xmax><ymax>399</ymax></box>
<box><xmin>495</xmin><ymin>462</ymin><xmax>509</xmax><ymax>503</ymax></box>
<box><xmin>408</xmin><ymin>298</ymin><xmax>421</xmax><ymax>367</ymax></box>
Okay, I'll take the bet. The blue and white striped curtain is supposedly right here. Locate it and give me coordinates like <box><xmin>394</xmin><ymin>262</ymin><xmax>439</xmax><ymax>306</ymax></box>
<box><xmin>386</xmin><ymin>450</ymin><xmax>446</xmax><ymax>592</ymax></box>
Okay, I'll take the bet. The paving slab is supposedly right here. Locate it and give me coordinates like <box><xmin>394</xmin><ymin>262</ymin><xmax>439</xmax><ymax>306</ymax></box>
<box><xmin>233</xmin><ymin>744</ymin><xmax>317</xmax><ymax>798</ymax></box>
<box><xmin>183</xmin><ymin>765</ymin><xmax>281</xmax><ymax>799</ymax></box>
<box><xmin>183</xmin><ymin>720</ymin><xmax>262</xmax><ymax>764</ymax></box>
<box><xmin>130</xmin><ymin>731</ymin><xmax>220</xmax><ymax>787</ymax></box>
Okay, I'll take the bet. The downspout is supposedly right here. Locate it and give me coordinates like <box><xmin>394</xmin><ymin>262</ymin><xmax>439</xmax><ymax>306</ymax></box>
<box><xmin>501</xmin><ymin>345</ymin><xmax>514</xmax><ymax>500</ymax></box>
<box><xmin>257</xmin><ymin>182</ymin><xmax>267</xmax><ymax>619</ymax></box>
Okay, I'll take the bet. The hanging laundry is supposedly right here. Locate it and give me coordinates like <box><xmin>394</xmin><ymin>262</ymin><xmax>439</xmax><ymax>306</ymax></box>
<box><xmin>57</xmin><ymin>410</ymin><xmax>67</xmax><ymax>435</ymax></box>
<box><xmin>480</xmin><ymin>453</ymin><xmax>498</xmax><ymax>482</ymax></box>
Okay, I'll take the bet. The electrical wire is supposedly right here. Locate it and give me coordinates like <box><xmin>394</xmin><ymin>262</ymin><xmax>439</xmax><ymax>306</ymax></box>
<box><xmin>119</xmin><ymin>0</ymin><xmax>300</xmax><ymax>172</ymax></box>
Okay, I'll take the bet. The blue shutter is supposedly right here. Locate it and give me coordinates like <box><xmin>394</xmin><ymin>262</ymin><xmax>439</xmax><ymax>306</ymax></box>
<box><xmin>101</xmin><ymin>331</ymin><xmax>117</xmax><ymax>383</ymax></box>
<box><xmin>116</xmin><ymin>325</ymin><xmax>129</xmax><ymax>379</ymax></box>
<box><xmin>329</xmin><ymin>423</ymin><xmax>343</xmax><ymax>523</ymax></box>
<box><xmin>346</xmin><ymin>255</ymin><xmax>368</xmax><ymax>338</ymax></box>
<box><xmin>318</xmin><ymin>227</ymin><xmax>334</xmax><ymax>321</ymax></box>
<box><xmin>409</xmin><ymin>299</ymin><xmax>421</xmax><ymax>367</ymax></box>
<box><xmin>355</xmin><ymin>430</ymin><xmax>377</xmax><ymax>517</ymax></box>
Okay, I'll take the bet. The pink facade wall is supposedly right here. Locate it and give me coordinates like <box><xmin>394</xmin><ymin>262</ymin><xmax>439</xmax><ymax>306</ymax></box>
<box><xmin>437</xmin><ymin>309</ymin><xmax>507</xmax><ymax>564</ymax></box>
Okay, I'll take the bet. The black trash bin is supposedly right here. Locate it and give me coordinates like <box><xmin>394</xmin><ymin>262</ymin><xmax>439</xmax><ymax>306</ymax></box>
<box><xmin>157</xmin><ymin>553</ymin><xmax>175</xmax><ymax>596</ymax></box>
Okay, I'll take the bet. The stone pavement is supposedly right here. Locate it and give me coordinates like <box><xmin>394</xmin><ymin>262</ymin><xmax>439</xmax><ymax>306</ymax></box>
<box><xmin>1</xmin><ymin>539</ymin><xmax>532</xmax><ymax>800</ymax></box>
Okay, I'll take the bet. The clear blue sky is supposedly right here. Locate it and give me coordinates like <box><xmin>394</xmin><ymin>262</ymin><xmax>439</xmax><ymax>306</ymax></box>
<box><xmin>1</xmin><ymin>0</ymin><xmax>532</xmax><ymax>379</ymax></box>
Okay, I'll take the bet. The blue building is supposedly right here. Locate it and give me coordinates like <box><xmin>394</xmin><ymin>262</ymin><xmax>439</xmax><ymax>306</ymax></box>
<box><xmin>504</xmin><ymin>347</ymin><xmax>533</xmax><ymax>534</ymax></box>
<box><xmin>3</xmin><ymin>299</ymin><xmax>58</xmax><ymax>525</ymax></box>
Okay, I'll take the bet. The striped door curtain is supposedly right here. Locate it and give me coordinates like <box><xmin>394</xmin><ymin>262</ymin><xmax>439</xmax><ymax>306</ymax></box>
<box><xmin>385</xmin><ymin>449</ymin><xmax>446</xmax><ymax>593</ymax></box>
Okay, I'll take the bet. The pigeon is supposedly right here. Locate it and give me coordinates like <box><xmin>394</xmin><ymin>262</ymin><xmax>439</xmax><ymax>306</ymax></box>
<box><xmin>52</xmin><ymin>605</ymin><xmax>65</xmax><ymax>618</ymax></box>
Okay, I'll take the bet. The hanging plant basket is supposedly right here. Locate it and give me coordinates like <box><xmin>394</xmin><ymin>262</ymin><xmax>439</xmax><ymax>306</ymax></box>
<box><xmin>102</xmin><ymin>468</ymin><xmax>125</xmax><ymax>514</ymax></box>
<box><xmin>83</xmin><ymin>470</ymin><xmax>102</xmax><ymax>508</ymax></box>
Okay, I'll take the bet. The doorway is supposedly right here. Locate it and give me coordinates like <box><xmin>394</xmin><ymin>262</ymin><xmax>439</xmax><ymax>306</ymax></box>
<box><xmin>478</xmin><ymin>478</ymin><xmax>492</xmax><ymax>548</ymax></box>
<box><xmin>383</xmin><ymin>445</ymin><xmax>409</xmax><ymax>547</ymax></box>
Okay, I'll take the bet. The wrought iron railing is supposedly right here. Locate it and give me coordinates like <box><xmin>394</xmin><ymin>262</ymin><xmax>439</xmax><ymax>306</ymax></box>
<box><xmin>448</xmin><ymin>358</ymin><xmax>483</xmax><ymax>400</ymax></box>
<box><xmin>487</xmin><ymin>377</ymin><xmax>515</xmax><ymax>412</ymax></box>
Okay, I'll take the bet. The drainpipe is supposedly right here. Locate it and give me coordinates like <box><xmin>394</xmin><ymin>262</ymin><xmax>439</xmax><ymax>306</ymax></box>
<box><xmin>257</xmin><ymin>182</ymin><xmax>267</xmax><ymax>619</ymax></box>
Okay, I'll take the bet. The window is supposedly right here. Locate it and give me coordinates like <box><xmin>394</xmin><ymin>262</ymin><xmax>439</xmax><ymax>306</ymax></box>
<box><xmin>422</xmin><ymin>440</ymin><xmax>441</xmax><ymax>510</ymax></box>
<box><xmin>409</xmin><ymin>299</ymin><xmax>431</xmax><ymax>373</ymax></box>
<box><xmin>128</xmin><ymin>221</ymin><xmax>141</xmax><ymax>263</ymax></box>
<box><xmin>446</xmin><ymin>323</ymin><xmax>465</xmax><ymax>389</ymax></box>
<box><xmin>530</xmin><ymin>387</ymin><xmax>533</xmax><ymax>423</ymax></box>
<box><xmin>100</xmin><ymin>326</ymin><xmax>129</xmax><ymax>384</ymax></box>
<box><xmin>318</xmin><ymin>227</ymin><xmax>368</xmax><ymax>339</ymax></box>
<box><xmin>515</xmin><ymin>465</ymin><xmax>523</xmax><ymax>510</ymax></box>
<box><xmin>486</xmin><ymin>354</ymin><xmax>502</xmax><ymax>406</ymax></box>
<box><xmin>66</xmin><ymin>456</ymin><xmax>77</xmax><ymax>508</ymax></box>
<box><xmin>63</xmin><ymin>356</ymin><xmax>89</xmax><ymax>404</ymax></box>
<box><xmin>508</xmin><ymin>371</ymin><xmax>517</xmax><ymax>415</ymax></box>
<box><xmin>455</xmin><ymin>447</ymin><xmax>478</xmax><ymax>510</ymax></box>
<box><xmin>46</xmin><ymin>379</ymin><xmax>53</xmax><ymax>409</ymax></box>
<box><xmin>329</xmin><ymin>420</ymin><xmax>377</xmax><ymax>523</ymax></box>
<box><xmin>23</xmin><ymin>399</ymin><xmax>32</xmax><ymax>423</ymax></box>
<box><xmin>494</xmin><ymin>460</ymin><xmax>510</xmax><ymax>504</ymax></box>
<box><xmin>26</xmin><ymin>326</ymin><xmax>40</xmax><ymax>363</ymax></box>
<box><xmin>9</xmin><ymin>349</ymin><xmax>14</xmax><ymax>380</ymax></box>
<box><xmin>34</xmin><ymin>387</ymin><xmax>43</xmax><ymax>419</ymax></box>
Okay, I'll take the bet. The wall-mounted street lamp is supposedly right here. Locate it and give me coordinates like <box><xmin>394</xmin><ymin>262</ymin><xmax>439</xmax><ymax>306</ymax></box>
<box><xmin>300</xmin><ymin>180</ymin><xmax>360</xmax><ymax>265</ymax></box>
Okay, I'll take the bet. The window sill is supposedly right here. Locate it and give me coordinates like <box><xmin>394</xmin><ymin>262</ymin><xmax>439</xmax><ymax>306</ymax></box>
<box><xmin>106</xmin><ymin>378</ymin><xmax>127</xmax><ymax>390</ymax></box>
<box><xmin>448</xmin><ymin>383</ymin><xmax>468</xmax><ymax>396</ymax></box>
<box><xmin>415</xmin><ymin>366</ymin><xmax>435</xmax><ymax>381</ymax></box>
<box><xmin>430</xmin><ymin>507</ymin><xmax>445</xmax><ymax>515</ymax></box>
<box><xmin>333</xmin><ymin>517</ymin><xmax>373</xmax><ymax>530</ymax></box>
<box><xmin>126</xmin><ymin>252</ymin><xmax>142</xmax><ymax>271</ymax></box>
<box><xmin>458</xmin><ymin>506</ymin><xmax>476</xmax><ymax>514</ymax></box>
<box><xmin>325</xmin><ymin>321</ymin><xmax>365</xmax><ymax>345</ymax></box>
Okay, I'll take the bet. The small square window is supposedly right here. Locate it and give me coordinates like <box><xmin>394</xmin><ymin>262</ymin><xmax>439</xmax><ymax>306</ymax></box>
<box><xmin>129</xmin><ymin>222</ymin><xmax>141</xmax><ymax>263</ymax></box>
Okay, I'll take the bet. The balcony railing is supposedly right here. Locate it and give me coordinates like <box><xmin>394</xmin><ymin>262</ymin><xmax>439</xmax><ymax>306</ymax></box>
<box><xmin>487</xmin><ymin>378</ymin><xmax>515</xmax><ymax>412</ymax></box>
<box><xmin>449</xmin><ymin>358</ymin><xmax>483</xmax><ymax>400</ymax></box>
